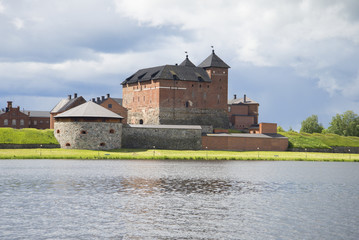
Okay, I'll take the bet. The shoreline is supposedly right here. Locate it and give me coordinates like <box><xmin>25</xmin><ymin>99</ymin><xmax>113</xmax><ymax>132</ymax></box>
<box><xmin>0</xmin><ymin>148</ymin><xmax>358</xmax><ymax>162</ymax></box>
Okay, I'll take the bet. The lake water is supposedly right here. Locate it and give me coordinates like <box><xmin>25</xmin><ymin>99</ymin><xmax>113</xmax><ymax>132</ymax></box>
<box><xmin>0</xmin><ymin>160</ymin><xmax>358</xmax><ymax>240</ymax></box>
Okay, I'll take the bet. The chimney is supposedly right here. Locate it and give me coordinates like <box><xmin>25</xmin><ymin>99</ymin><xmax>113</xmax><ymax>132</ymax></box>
<box><xmin>234</xmin><ymin>94</ymin><xmax>237</xmax><ymax>99</ymax></box>
<box><xmin>7</xmin><ymin>101</ymin><xmax>12</xmax><ymax>109</ymax></box>
<box><xmin>74</xmin><ymin>93</ymin><xmax>78</xmax><ymax>98</ymax></box>
<box><xmin>68</xmin><ymin>95</ymin><xmax>72</xmax><ymax>100</ymax></box>
<box><xmin>92</xmin><ymin>98</ymin><xmax>96</xmax><ymax>102</ymax></box>
<box><xmin>101</xmin><ymin>96</ymin><xmax>105</xmax><ymax>101</ymax></box>
<box><xmin>97</xmin><ymin>97</ymin><xmax>100</xmax><ymax>102</ymax></box>
<box><xmin>244</xmin><ymin>94</ymin><xmax>247</xmax><ymax>103</ymax></box>
<box><xmin>106</xmin><ymin>93</ymin><xmax>110</xmax><ymax>99</ymax></box>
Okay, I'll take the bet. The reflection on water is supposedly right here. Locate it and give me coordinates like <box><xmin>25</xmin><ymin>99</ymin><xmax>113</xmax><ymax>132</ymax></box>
<box><xmin>0</xmin><ymin>160</ymin><xmax>359</xmax><ymax>240</ymax></box>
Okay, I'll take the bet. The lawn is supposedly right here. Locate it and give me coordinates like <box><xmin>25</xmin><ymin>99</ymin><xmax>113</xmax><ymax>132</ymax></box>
<box><xmin>0</xmin><ymin>128</ymin><xmax>58</xmax><ymax>144</ymax></box>
<box><xmin>0</xmin><ymin>148</ymin><xmax>357</xmax><ymax>161</ymax></box>
<box><xmin>280</xmin><ymin>131</ymin><xmax>359</xmax><ymax>149</ymax></box>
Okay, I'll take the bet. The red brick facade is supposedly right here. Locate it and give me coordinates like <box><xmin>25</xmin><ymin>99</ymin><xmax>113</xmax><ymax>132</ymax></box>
<box><xmin>122</xmin><ymin>52</ymin><xmax>230</xmax><ymax>128</ymax></box>
<box><xmin>202</xmin><ymin>134</ymin><xmax>288</xmax><ymax>151</ymax></box>
<box><xmin>99</xmin><ymin>98</ymin><xmax>128</xmax><ymax>124</ymax></box>
<box><xmin>228</xmin><ymin>95</ymin><xmax>259</xmax><ymax>131</ymax></box>
<box><xmin>0</xmin><ymin>101</ymin><xmax>50</xmax><ymax>129</ymax></box>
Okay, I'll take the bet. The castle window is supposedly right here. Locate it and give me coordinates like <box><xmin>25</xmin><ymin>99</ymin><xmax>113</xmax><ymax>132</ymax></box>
<box><xmin>20</xmin><ymin>119</ymin><xmax>24</xmax><ymax>126</ymax></box>
<box><xmin>34</xmin><ymin>120</ymin><xmax>37</xmax><ymax>125</ymax></box>
<box><xmin>108</xmin><ymin>104</ymin><xmax>112</xmax><ymax>108</ymax></box>
<box><xmin>12</xmin><ymin>119</ymin><xmax>16</xmax><ymax>126</ymax></box>
<box><xmin>219</xmin><ymin>79</ymin><xmax>222</xmax><ymax>82</ymax></box>
<box><xmin>100</xmin><ymin>142</ymin><xmax>106</xmax><ymax>147</ymax></box>
<box><xmin>228</xmin><ymin>106</ymin><xmax>231</xmax><ymax>112</ymax></box>
<box><xmin>57</xmin><ymin>129</ymin><xmax>60</xmax><ymax>134</ymax></box>
<box><xmin>192</xmin><ymin>84</ymin><xmax>194</xmax><ymax>87</ymax></box>
<box><xmin>143</xmin><ymin>96</ymin><xmax>145</xmax><ymax>101</ymax></box>
<box><xmin>207</xmin><ymin>85</ymin><xmax>209</xmax><ymax>88</ymax></box>
<box><xmin>139</xmin><ymin>119</ymin><xmax>144</xmax><ymax>124</ymax></box>
<box><xmin>4</xmin><ymin>119</ymin><xmax>8</xmax><ymax>125</ymax></box>
<box><xmin>185</xmin><ymin>101</ymin><xmax>189</xmax><ymax>108</ymax></box>
<box><xmin>199</xmin><ymin>84</ymin><xmax>202</xmax><ymax>88</ymax></box>
<box><xmin>81</xmin><ymin>130</ymin><xmax>87</xmax><ymax>134</ymax></box>
<box><xmin>65</xmin><ymin>143</ymin><xmax>71</xmax><ymax>147</ymax></box>
<box><xmin>223</xmin><ymin>71</ymin><xmax>226</xmax><ymax>74</ymax></box>
<box><xmin>109</xmin><ymin>129</ymin><xmax>115</xmax><ymax>134</ymax></box>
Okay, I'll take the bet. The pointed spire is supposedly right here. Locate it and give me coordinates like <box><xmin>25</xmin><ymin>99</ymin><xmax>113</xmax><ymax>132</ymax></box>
<box><xmin>179</xmin><ymin>51</ymin><xmax>196</xmax><ymax>67</ymax></box>
<box><xmin>198</xmin><ymin>49</ymin><xmax>230</xmax><ymax>69</ymax></box>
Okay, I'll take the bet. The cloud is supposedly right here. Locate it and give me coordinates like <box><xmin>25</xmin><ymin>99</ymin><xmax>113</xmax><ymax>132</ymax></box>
<box><xmin>0</xmin><ymin>1</ymin><xmax>4</xmax><ymax>13</ymax></box>
<box><xmin>12</xmin><ymin>17</ymin><xmax>24</xmax><ymax>29</ymax></box>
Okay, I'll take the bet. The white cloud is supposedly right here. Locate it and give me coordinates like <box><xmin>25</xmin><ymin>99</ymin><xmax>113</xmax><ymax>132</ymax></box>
<box><xmin>0</xmin><ymin>1</ymin><xmax>4</xmax><ymax>13</ymax></box>
<box><xmin>12</xmin><ymin>17</ymin><xmax>24</xmax><ymax>29</ymax></box>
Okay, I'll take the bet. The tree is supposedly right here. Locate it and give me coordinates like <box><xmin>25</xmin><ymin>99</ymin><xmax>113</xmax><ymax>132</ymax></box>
<box><xmin>328</xmin><ymin>110</ymin><xmax>359</xmax><ymax>136</ymax></box>
<box><xmin>300</xmin><ymin>115</ymin><xmax>323</xmax><ymax>133</ymax></box>
<box><xmin>277</xmin><ymin>126</ymin><xmax>285</xmax><ymax>132</ymax></box>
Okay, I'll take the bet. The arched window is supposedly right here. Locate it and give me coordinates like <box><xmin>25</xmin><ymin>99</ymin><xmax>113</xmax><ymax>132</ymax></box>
<box><xmin>109</xmin><ymin>129</ymin><xmax>115</xmax><ymax>134</ymax></box>
<box><xmin>65</xmin><ymin>143</ymin><xmax>71</xmax><ymax>146</ymax></box>
<box><xmin>139</xmin><ymin>119</ymin><xmax>144</xmax><ymax>124</ymax></box>
<box><xmin>56</xmin><ymin>129</ymin><xmax>60</xmax><ymax>134</ymax></box>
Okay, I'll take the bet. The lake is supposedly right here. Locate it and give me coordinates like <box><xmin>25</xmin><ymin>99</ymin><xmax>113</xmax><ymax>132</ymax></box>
<box><xmin>0</xmin><ymin>160</ymin><xmax>358</xmax><ymax>239</ymax></box>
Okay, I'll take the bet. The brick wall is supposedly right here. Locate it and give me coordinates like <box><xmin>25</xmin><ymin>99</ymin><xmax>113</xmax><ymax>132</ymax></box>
<box><xmin>100</xmin><ymin>98</ymin><xmax>128</xmax><ymax>124</ymax></box>
<box><xmin>259</xmin><ymin>123</ymin><xmax>277</xmax><ymax>134</ymax></box>
<box><xmin>202</xmin><ymin>134</ymin><xmax>288</xmax><ymax>151</ymax></box>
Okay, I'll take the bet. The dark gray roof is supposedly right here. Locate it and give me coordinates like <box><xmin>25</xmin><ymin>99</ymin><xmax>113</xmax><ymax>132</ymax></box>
<box><xmin>206</xmin><ymin>133</ymin><xmax>287</xmax><ymax>139</ymax></box>
<box><xmin>122</xmin><ymin>64</ymin><xmax>211</xmax><ymax>85</ymax></box>
<box><xmin>228</xmin><ymin>97</ymin><xmax>258</xmax><ymax>105</ymax></box>
<box><xmin>179</xmin><ymin>56</ymin><xmax>196</xmax><ymax>67</ymax></box>
<box><xmin>55</xmin><ymin>101</ymin><xmax>123</xmax><ymax>119</ymax></box>
<box><xmin>51</xmin><ymin>96</ymin><xmax>86</xmax><ymax>113</ymax></box>
<box><xmin>23</xmin><ymin>110</ymin><xmax>50</xmax><ymax>118</ymax></box>
<box><xmin>198</xmin><ymin>50</ymin><xmax>230</xmax><ymax>68</ymax></box>
<box><xmin>112</xmin><ymin>98</ymin><xmax>123</xmax><ymax>105</ymax></box>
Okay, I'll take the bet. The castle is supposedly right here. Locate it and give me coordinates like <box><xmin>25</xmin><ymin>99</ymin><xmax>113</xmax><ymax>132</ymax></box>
<box><xmin>53</xmin><ymin>50</ymin><xmax>288</xmax><ymax>151</ymax></box>
<box><xmin>122</xmin><ymin>50</ymin><xmax>229</xmax><ymax>128</ymax></box>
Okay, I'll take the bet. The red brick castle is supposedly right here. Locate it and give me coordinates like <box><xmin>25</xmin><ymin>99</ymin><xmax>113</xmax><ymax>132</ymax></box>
<box><xmin>122</xmin><ymin>50</ymin><xmax>230</xmax><ymax>128</ymax></box>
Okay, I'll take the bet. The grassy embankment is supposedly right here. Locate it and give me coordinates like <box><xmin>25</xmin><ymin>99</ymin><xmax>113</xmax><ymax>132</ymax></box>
<box><xmin>0</xmin><ymin>148</ymin><xmax>358</xmax><ymax>161</ymax></box>
<box><xmin>0</xmin><ymin>128</ymin><xmax>358</xmax><ymax>161</ymax></box>
<box><xmin>280</xmin><ymin>131</ymin><xmax>359</xmax><ymax>149</ymax></box>
<box><xmin>0</xmin><ymin>128</ymin><xmax>58</xmax><ymax>144</ymax></box>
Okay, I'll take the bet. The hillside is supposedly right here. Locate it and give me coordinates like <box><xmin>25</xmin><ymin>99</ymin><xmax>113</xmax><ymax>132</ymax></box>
<box><xmin>280</xmin><ymin>132</ymin><xmax>359</xmax><ymax>149</ymax></box>
<box><xmin>0</xmin><ymin>128</ymin><xmax>58</xmax><ymax>145</ymax></box>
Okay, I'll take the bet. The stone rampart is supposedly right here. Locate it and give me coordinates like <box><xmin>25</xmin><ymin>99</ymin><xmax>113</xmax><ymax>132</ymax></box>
<box><xmin>54</xmin><ymin>122</ymin><xmax>122</xmax><ymax>150</ymax></box>
<box><xmin>122</xmin><ymin>124</ymin><xmax>202</xmax><ymax>150</ymax></box>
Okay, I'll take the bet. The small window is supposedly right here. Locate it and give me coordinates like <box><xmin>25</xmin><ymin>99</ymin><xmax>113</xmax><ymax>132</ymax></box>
<box><xmin>40</xmin><ymin>120</ymin><xmax>43</xmax><ymax>123</ymax></box>
<box><xmin>192</xmin><ymin>84</ymin><xmax>194</xmax><ymax>87</ymax></box>
<box><xmin>100</xmin><ymin>142</ymin><xmax>106</xmax><ymax>147</ymax></box>
<box><xmin>56</xmin><ymin>129</ymin><xmax>60</xmax><ymax>134</ymax></box>
<box><xmin>12</xmin><ymin>119</ymin><xmax>16</xmax><ymax>126</ymax></box>
<box><xmin>65</xmin><ymin>143</ymin><xmax>71</xmax><ymax>147</ymax></box>
<box><xmin>81</xmin><ymin>130</ymin><xmax>87</xmax><ymax>134</ymax></box>
<box><xmin>109</xmin><ymin>129</ymin><xmax>115</xmax><ymax>134</ymax></box>
<box><xmin>20</xmin><ymin>119</ymin><xmax>24</xmax><ymax>126</ymax></box>
<box><xmin>108</xmin><ymin>104</ymin><xmax>112</xmax><ymax>108</ymax></box>
<box><xmin>207</xmin><ymin>85</ymin><xmax>209</xmax><ymax>88</ymax></box>
<box><xmin>4</xmin><ymin>119</ymin><xmax>8</xmax><ymax>125</ymax></box>
<box><xmin>199</xmin><ymin>84</ymin><xmax>202</xmax><ymax>88</ymax></box>
<box><xmin>34</xmin><ymin>120</ymin><xmax>37</xmax><ymax>125</ymax></box>
<box><xmin>228</xmin><ymin>106</ymin><xmax>231</xmax><ymax>112</ymax></box>
<box><xmin>185</xmin><ymin>101</ymin><xmax>189</xmax><ymax>108</ymax></box>
<box><xmin>139</xmin><ymin>119</ymin><xmax>144</xmax><ymax>124</ymax></box>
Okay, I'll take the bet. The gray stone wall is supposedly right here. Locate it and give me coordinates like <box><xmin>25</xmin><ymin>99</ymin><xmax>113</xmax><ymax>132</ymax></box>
<box><xmin>159</xmin><ymin>108</ymin><xmax>229</xmax><ymax>129</ymax></box>
<box><xmin>122</xmin><ymin>124</ymin><xmax>202</xmax><ymax>150</ymax></box>
<box><xmin>54</xmin><ymin>122</ymin><xmax>122</xmax><ymax>150</ymax></box>
<box><xmin>127</xmin><ymin>107</ymin><xmax>228</xmax><ymax>128</ymax></box>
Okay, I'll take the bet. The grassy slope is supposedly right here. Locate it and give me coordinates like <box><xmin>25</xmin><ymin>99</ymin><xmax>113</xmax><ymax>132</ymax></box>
<box><xmin>0</xmin><ymin>148</ymin><xmax>358</xmax><ymax>161</ymax></box>
<box><xmin>0</xmin><ymin>128</ymin><xmax>58</xmax><ymax>144</ymax></box>
<box><xmin>280</xmin><ymin>131</ymin><xmax>359</xmax><ymax>149</ymax></box>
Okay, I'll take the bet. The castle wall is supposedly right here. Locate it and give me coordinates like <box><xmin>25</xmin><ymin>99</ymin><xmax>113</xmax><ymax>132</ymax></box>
<box><xmin>202</xmin><ymin>133</ymin><xmax>288</xmax><ymax>151</ymax></box>
<box><xmin>122</xmin><ymin>124</ymin><xmax>202</xmax><ymax>150</ymax></box>
<box><xmin>54</xmin><ymin>122</ymin><xmax>122</xmax><ymax>150</ymax></box>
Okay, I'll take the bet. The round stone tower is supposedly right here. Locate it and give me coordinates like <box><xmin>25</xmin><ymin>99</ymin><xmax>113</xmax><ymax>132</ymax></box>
<box><xmin>54</xmin><ymin>101</ymin><xmax>123</xmax><ymax>150</ymax></box>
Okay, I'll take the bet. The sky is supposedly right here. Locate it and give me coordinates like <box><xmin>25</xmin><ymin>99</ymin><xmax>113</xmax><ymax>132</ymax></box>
<box><xmin>0</xmin><ymin>0</ymin><xmax>359</xmax><ymax>130</ymax></box>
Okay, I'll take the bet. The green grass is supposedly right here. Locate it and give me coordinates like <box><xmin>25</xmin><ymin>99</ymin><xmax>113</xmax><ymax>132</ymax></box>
<box><xmin>280</xmin><ymin>132</ymin><xmax>359</xmax><ymax>149</ymax></box>
<box><xmin>0</xmin><ymin>148</ymin><xmax>358</xmax><ymax>161</ymax></box>
<box><xmin>0</xmin><ymin>128</ymin><xmax>58</xmax><ymax>144</ymax></box>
